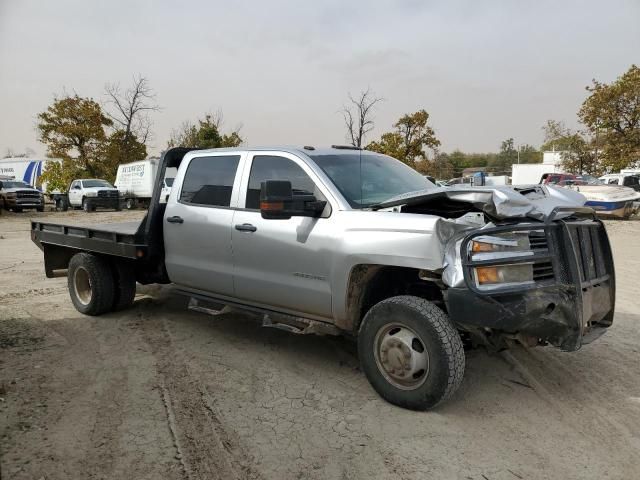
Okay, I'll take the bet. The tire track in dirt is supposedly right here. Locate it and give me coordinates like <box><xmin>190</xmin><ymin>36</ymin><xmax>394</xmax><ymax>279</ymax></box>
<box><xmin>501</xmin><ymin>347</ymin><xmax>640</xmax><ymax>473</ymax></box>
<box><xmin>0</xmin><ymin>286</ymin><xmax>67</xmax><ymax>302</ymax></box>
<box><xmin>136</xmin><ymin>300</ymin><xmax>263</xmax><ymax>480</ymax></box>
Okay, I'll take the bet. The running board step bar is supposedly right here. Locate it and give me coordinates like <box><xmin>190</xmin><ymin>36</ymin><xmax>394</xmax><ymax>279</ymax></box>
<box><xmin>187</xmin><ymin>296</ymin><xmax>340</xmax><ymax>336</ymax></box>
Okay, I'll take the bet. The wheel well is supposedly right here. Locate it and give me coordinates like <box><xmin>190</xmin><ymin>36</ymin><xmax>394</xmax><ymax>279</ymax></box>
<box><xmin>345</xmin><ymin>265</ymin><xmax>445</xmax><ymax>333</ymax></box>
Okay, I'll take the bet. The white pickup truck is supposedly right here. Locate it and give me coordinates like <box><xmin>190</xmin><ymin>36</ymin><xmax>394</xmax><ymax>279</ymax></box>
<box><xmin>31</xmin><ymin>146</ymin><xmax>616</xmax><ymax>410</ymax></box>
<box><xmin>66</xmin><ymin>179</ymin><xmax>121</xmax><ymax>212</ymax></box>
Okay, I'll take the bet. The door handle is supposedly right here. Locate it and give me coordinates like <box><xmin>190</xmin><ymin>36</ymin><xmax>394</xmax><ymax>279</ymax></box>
<box><xmin>167</xmin><ymin>216</ymin><xmax>184</xmax><ymax>224</ymax></box>
<box><xmin>235</xmin><ymin>223</ymin><xmax>257</xmax><ymax>232</ymax></box>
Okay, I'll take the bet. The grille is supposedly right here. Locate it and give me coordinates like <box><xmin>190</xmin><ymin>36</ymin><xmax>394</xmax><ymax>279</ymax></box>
<box><xmin>533</xmin><ymin>261</ymin><xmax>554</xmax><ymax>281</ymax></box>
<box><xmin>528</xmin><ymin>231</ymin><xmax>548</xmax><ymax>251</ymax></box>
<box><xmin>97</xmin><ymin>190</ymin><xmax>119</xmax><ymax>198</ymax></box>
<box><xmin>567</xmin><ymin>223</ymin><xmax>608</xmax><ymax>283</ymax></box>
<box><xmin>17</xmin><ymin>190</ymin><xmax>40</xmax><ymax>199</ymax></box>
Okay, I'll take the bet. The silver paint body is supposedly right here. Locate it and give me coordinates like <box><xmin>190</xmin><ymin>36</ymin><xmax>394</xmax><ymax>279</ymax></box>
<box><xmin>163</xmin><ymin>147</ymin><xmax>585</xmax><ymax>327</ymax></box>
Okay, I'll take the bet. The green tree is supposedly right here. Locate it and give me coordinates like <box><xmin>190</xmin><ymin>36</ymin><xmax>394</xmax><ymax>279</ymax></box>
<box><xmin>517</xmin><ymin>144</ymin><xmax>541</xmax><ymax>164</ymax></box>
<box><xmin>37</xmin><ymin>95</ymin><xmax>113</xmax><ymax>191</ymax></box>
<box><xmin>541</xmin><ymin>120</ymin><xmax>598</xmax><ymax>174</ymax></box>
<box><xmin>168</xmin><ymin>113</ymin><xmax>243</xmax><ymax>149</ymax></box>
<box><xmin>485</xmin><ymin>138</ymin><xmax>517</xmax><ymax>175</ymax></box>
<box><xmin>101</xmin><ymin>130</ymin><xmax>147</xmax><ymax>183</ymax></box>
<box><xmin>366</xmin><ymin>110</ymin><xmax>440</xmax><ymax>169</ymax></box>
<box><xmin>579</xmin><ymin>65</ymin><xmax>640</xmax><ymax>172</ymax></box>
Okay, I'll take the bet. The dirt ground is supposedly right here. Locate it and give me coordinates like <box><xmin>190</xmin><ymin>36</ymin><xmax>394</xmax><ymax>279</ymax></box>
<box><xmin>0</xmin><ymin>209</ymin><xmax>639</xmax><ymax>480</ymax></box>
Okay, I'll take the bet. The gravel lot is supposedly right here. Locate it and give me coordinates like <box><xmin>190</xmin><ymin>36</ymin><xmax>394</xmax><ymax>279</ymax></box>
<box><xmin>1</xmin><ymin>210</ymin><xmax>639</xmax><ymax>479</ymax></box>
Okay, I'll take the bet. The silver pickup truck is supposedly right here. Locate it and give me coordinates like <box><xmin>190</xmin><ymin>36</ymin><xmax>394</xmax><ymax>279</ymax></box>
<box><xmin>31</xmin><ymin>146</ymin><xmax>616</xmax><ymax>410</ymax></box>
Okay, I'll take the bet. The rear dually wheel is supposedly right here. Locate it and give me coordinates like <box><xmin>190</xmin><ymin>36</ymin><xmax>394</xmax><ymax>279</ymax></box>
<box><xmin>67</xmin><ymin>253</ymin><xmax>115</xmax><ymax>316</ymax></box>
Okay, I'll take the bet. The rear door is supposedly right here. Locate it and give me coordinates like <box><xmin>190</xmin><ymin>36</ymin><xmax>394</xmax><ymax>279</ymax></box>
<box><xmin>163</xmin><ymin>152</ymin><xmax>245</xmax><ymax>297</ymax></box>
<box><xmin>231</xmin><ymin>152</ymin><xmax>334</xmax><ymax>318</ymax></box>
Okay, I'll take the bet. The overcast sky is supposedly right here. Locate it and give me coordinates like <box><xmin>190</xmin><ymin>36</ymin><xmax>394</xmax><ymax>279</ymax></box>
<box><xmin>1</xmin><ymin>0</ymin><xmax>638</xmax><ymax>158</ymax></box>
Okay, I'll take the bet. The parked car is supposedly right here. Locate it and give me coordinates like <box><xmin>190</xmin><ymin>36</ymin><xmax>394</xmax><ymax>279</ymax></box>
<box><xmin>599</xmin><ymin>173</ymin><xmax>640</xmax><ymax>192</ymax></box>
<box><xmin>67</xmin><ymin>179</ymin><xmax>121</xmax><ymax>212</ymax></box>
<box><xmin>541</xmin><ymin>173</ymin><xmax>640</xmax><ymax>219</ymax></box>
<box><xmin>0</xmin><ymin>178</ymin><xmax>44</xmax><ymax>212</ymax></box>
<box><xmin>31</xmin><ymin>146</ymin><xmax>615</xmax><ymax>410</ymax></box>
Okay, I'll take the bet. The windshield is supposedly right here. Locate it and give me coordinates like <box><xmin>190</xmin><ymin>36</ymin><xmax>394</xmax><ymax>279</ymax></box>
<box><xmin>164</xmin><ymin>177</ymin><xmax>175</xmax><ymax>187</ymax></box>
<box><xmin>308</xmin><ymin>152</ymin><xmax>434</xmax><ymax>208</ymax></box>
<box><xmin>83</xmin><ymin>180</ymin><xmax>113</xmax><ymax>188</ymax></box>
<box><xmin>1</xmin><ymin>181</ymin><xmax>30</xmax><ymax>189</ymax></box>
<box><xmin>577</xmin><ymin>175</ymin><xmax>603</xmax><ymax>185</ymax></box>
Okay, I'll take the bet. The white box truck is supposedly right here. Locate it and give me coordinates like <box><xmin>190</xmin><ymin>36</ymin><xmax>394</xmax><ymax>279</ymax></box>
<box><xmin>511</xmin><ymin>163</ymin><xmax>561</xmax><ymax>185</ymax></box>
<box><xmin>115</xmin><ymin>158</ymin><xmax>177</xmax><ymax>209</ymax></box>
<box><xmin>0</xmin><ymin>157</ymin><xmax>61</xmax><ymax>191</ymax></box>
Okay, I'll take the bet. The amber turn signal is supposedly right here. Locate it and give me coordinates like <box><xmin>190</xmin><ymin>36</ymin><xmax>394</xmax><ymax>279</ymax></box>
<box><xmin>475</xmin><ymin>266</ymin><xmax>499</xmax><ymax>284</ymax></box>
<box><xmin>260</xmin><ymin>201</ymin><xmax>284</xmax><ymax>211</ymax></box>
<box><xmin>471</xmin><ymin>241</ymin><xmax>496</xmax><ymax>253</ymax></box>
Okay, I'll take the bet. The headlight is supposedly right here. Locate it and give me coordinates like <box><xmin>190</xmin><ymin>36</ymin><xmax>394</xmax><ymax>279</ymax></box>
<box><xmin>468</xmin><ymin>232</ymin><xmax>535</xmax><ymax>289</ymax></box>
<box><xmin>475</xmin><ymin>264</ymin><xmax>533</xmax><ymax>286</ymax></box>
<box><xmin>6</xmin><ymin>192</ymin><xmax>16</xmax><ymax>198</ymax></box>
<box><xmin>85</xmin><ymin>191</ymin><xmax>98</xmax><ymax>197</ymax></box>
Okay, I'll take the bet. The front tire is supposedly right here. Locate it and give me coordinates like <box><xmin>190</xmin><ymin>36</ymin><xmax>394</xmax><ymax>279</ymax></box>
<box><xmin>67</xmin><ymin>253</ymin><xmax>115</xmax><ymax>315</ymax></box>
<box><xmin>358</xmin><ymin>295</ymin><xmax>465</xmax><ymax>410</ymax></box>
<box><xmin>82</xmin><ymin>197</ymin><xmax>92</xmax><ymax>212</ymax></box>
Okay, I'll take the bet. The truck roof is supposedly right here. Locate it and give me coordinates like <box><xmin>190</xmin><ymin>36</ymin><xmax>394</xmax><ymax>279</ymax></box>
<box><xmin>184</xmin><ymin>145</ymin><xmax>366</xmax><ymax>157</ymax></box>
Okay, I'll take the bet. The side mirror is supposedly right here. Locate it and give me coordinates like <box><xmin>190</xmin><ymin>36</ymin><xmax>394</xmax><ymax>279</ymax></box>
<box><xmin>260</xmin><ymin>180</ymin><xmax>327</xmax><ymax>220</ymax></box>
<box><xmin>260</xmin><ymin>180</ymin><xmax>293</xmax><ymax>219</ymax></box>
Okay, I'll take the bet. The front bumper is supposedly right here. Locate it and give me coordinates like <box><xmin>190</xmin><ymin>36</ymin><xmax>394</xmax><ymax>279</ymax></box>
<box><xmin>5</xmin><ymin>198</ymin><xmax>44</xmax><ymax>208</ymax></box>
<box><xmin>445</xmin><ymin>211</ymin><xmax>615</xmax><ymax>351</ymax></box>
<box><xmin>86</xmin><ymin>197</ymin><xmax>120</xmax><ymax>208</ymax></box>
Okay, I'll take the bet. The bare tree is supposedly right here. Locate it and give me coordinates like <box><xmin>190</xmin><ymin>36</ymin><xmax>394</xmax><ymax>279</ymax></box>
<box><xmin>341</xmin><ymin>88</ymin><xmax>383</xmax><ymax>148</ymax></box>
<box><xmin>104</xmin><ymin>75</ymin><xmax>160</xmax><ymax>145</ymax></box>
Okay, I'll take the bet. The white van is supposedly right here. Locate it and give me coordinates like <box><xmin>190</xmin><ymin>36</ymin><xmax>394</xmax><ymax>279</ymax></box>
<box><xmin>115</xmin><ymin>158</ymin><xmax>177</xmax><ymax>209</ymax></box>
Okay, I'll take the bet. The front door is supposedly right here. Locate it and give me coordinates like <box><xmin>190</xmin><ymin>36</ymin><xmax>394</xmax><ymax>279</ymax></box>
<box><xmin>232</xmin><ymin>153</ymin><xmax>334</xmax><ymax>318</ymax></box>
<box><xmin>163</xmin><ymin>153</ymin><xmax>244</xmax><ymax>297</ymax></box>
<box><xmin>68</xmin><ymin>181</ymin><xmax>82</xmax><ymax>206</ymax></box>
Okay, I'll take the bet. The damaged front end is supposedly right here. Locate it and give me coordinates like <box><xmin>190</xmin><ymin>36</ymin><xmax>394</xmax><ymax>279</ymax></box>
<box><xmin>446</xmin><ymin>208</ymin><xmax>615</xmax><ymax>351</ymax></box>
<box><xmin>377</xmin><ymin>186</ymin><xmax>616</xmax><ymax>351</ymax></box>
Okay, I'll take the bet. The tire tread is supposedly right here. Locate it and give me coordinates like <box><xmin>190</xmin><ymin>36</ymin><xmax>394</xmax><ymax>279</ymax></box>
<box><xmin>358</xmin><ymin>295</ymin><xmax>465</xmax><ymax>410</ymax></box>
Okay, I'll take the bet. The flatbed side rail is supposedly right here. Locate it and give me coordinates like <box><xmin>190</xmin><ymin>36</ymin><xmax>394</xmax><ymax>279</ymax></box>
<box><xmin>31</xmin><ymin>221</ymin><xmax>146</xmax><ymax>259</ymax></box>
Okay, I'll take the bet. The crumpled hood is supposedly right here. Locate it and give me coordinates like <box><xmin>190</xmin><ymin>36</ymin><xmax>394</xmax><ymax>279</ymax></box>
<box><xmin>374</xmin><ymin>185</ymin><xmax>587</xmax><ymax>221</ymax></box>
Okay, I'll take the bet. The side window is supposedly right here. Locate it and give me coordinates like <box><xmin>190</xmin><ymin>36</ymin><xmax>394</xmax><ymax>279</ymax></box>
<box><xmin>180</xmin><ymin>155</ymin><xmax>241</xmax><ymax>207</ymax></box>
<box><xmin>245</xmin><ymin>155</ymin><xmax>317</xmax><ymax>209</ymax></box>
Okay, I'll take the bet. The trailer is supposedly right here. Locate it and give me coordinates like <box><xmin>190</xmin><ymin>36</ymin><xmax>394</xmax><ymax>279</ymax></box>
<box><xmin>0</xmin><ymin>157</ymin><xmax>61</xmax><ymax>191</ymax></box>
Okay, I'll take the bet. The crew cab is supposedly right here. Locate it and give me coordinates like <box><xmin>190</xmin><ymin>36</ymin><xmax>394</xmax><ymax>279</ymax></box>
<box><xmin>0</xmin><ymin>178</ymin><xmax>44</xmax><ymax>212</ymax></box>
<box><xmin>30</xmin><ymin>147</ymin><xmax>616</xmax><ymax>410</ymax></box>
<box><xmin>67</xmin><ymin>179</ymin><xmax>121</xmax><ymax>212</ymax></box>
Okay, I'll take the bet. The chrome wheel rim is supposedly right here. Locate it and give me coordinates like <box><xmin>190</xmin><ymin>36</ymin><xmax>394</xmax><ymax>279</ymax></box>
<box><xmin>374</xmin><ymin>323</ymin><xmax>429</xmax><ymax>390</ymax></box>
<box><xmin>73</xmin><ymin>267</ymin><xmax>92</xmax><ymax>305</ymax></box>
